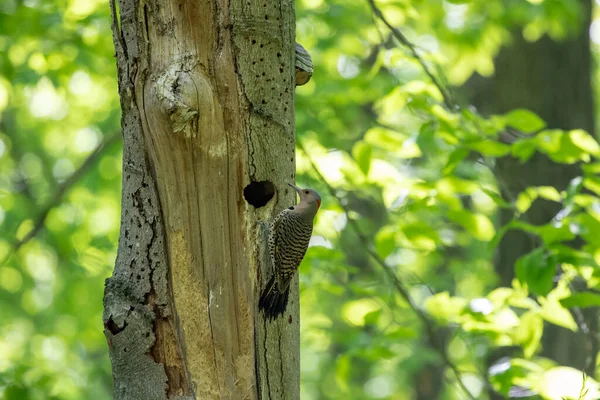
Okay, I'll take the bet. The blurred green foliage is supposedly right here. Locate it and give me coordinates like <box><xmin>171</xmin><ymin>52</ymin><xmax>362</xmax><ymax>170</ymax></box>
<box><xmin>0</xmin><ymin>0</ymin><xmax>119</xmax><ymax>398</ymax></box>
<box><xmin>1</xmin><ymin>0</ymin><xmax>600</xmax><ymax>398</ymax></box>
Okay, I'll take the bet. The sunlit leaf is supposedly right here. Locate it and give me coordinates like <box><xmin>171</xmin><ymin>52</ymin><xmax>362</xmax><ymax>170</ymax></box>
<box><xmin>352</xmin><ymin>141</ymin><xmax>373</xmax><ymax>175</ymax></box>
<box><xmin>363</xmin><ymin>309</ymin><xmax>381</xmax><ymax>326</ymax></box>
<box><xmin>504</xmin><ymin>109</ymin><xmax>546</xmax><ymax>133</ymax></box>
<box><xmin>583</xmin><ymin>176</ymin><xmax>600</xmax><ymax>196</ymax></box>
<box><xmin>364</xmin><ymin>127</ymin><xmax>404</xmax><ymax>150</ymax></box>
<box><xmin>582</xmin><ymin>162</ymin><xmax>600</xmax><ymax>175</ymax></box>
<box><xmin>516</xmin><ymin>191</ymin><xmax>536</xmax><ymax>213</ymax></box>
<box><xmin>577</xmin><ymin>214</ymin><xmax>600</xmax><ymax>245</ymax></box>
<box><xmin>467</xmin><ymin>140</ymin><xmax>511</xmax><ymax>157</ymax></box>
<box><xmin>430</xmin><ymin>104</ymin><xmax>460</xmax><ymax>128</ymax></box>
<box><xmin>424</xmin><ymin>292</ymin><xmax>468</xmax><ymax>323</ymax></box>
<box><xmin>437</xmin><ymin>176</ymin><xmax>479</xmax><ymax>195</ymax></box>
<box><xmin>15</xmin><ymin>219</ymin><xmax>34</xmax><ymax>242</ymax></box>
<box><xmin>375</xmin><ymin>226</ymin><xmax>397</xmax><ymax>259</ymax></box>
<box><xmin>443</xmin><ymin>147</ymin><xmax>470</xmax><ymax>175</ymax></box>
<box><xmin>569</xmin><ymin>129</ymin><xmax>600</xmax><ymax>156</ymax></box>
<box><xmin>342</xmin><ymin>299</ymin><xmax>380</xmax><ymax>326</ymax></box>
<box><xmin>448</xmin><ymin>210</ymin><xmax>495</xmax><ymax>241</ymax></box>
<box><xmin>481</xmin><ymin>188</ymin><xmax>512</xmax><ymax>208</ymax></box>
<box><xmin>513</xmin><ymin>311</ymin><xmax>543</xmax><ymax>359</ymax></box>
<box><xmin>536</xmin><ymin>186</ymin><xmax>561</xmax><ymax>202</ymax></box>
<box><xmin>539</xmin><ymin>297</ymin><xmax>578</xmax><ymax>331</ymax></box>
<box><xmin>537</xmin><ymin>130</ymin><xmax>590</xmax><ymax>164</ymax></box>
<box><xmin>511</xmin><ymin>138</ymin><xmax>537</xmax><ymax>162</ymax></box>
<box><xmin>535</xmin><ymin>367</ymin><xmax>600</xmax><ymax>399</ymax></box>
<box><xmin>377</xmin><ymin>87</ymin><xmax>408</xmax><ymax>117</ymax></box>
<box><xmin>515</xmin><ymin>248</ymin><xmax>556</xmax><ymax>296</ymax></box>
<box><xmin>401</xmin><ymin>222</ymin><xmax>440</xmax><ymax>250</ymax></box>
<box><xmin>335</xmin><ymin>355</ymin><xmax>351</xmax><ymax>393</ymax></box>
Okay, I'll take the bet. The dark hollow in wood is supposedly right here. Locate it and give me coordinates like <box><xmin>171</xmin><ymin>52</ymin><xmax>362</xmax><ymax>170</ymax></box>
<box><xmin>244</xmin><ymin>180</ymin><xmax>275</xmax><ymax>208</ymax></box>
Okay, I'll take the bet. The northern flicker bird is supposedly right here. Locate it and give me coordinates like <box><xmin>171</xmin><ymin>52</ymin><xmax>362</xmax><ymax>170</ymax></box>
<box><xmin>259</xmin><ymin>183</ymin><xmax>321</xmax><ymax>320</ymax></box>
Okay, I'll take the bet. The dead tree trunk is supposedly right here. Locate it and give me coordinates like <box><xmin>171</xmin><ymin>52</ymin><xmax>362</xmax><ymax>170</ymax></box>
<box><xmin>102</xmin><ymin>0</ymin><xmax>299</xmax><ymax>399</ymax></box>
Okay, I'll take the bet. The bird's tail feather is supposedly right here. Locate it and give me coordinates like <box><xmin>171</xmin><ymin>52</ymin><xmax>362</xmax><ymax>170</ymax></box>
<box><xmin>258</xmin><ymin>276</ymin><xmax>289</xmax><ymax>320</ymax></box>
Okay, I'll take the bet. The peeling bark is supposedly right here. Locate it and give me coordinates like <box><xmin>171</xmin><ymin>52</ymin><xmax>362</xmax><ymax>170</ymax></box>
<box><xmin>103</xmin><ymin>0</ymin><xmax>299</xmax><ymax>398</ymax></box>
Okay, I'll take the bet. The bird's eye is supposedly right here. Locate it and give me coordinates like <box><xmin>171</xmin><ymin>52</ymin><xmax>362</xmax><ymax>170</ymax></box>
<box><xmin>304</xmin><ymin>190</ymin><xmax>309</xmax><ymax>194</ymax></box>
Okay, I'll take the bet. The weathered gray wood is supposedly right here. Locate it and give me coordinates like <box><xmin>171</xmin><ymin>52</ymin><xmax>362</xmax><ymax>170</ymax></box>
<box><xmin>103</xmin><ymin>0</ymin><xmax>299</xmax><ymax>398</ymax></box>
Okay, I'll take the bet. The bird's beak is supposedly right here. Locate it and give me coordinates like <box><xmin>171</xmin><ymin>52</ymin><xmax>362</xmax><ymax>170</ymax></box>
<box><xmin>288</xmin><ymin>183</ymin><xmax>302</xmax><ymax>195</ymax></box>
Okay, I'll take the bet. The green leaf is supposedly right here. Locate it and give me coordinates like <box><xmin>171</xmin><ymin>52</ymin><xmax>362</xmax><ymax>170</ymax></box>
<box><xmin>515</xmin><ymin>248</ymin><xmax>556</xmax><ymax>296</ymax></box>
<box><xmin>560</xmin><ymin>293</ymin><xmax>600</xmax><ymax>309</ymax></box>
<box><xmin>552</xmin><ymin>245</ymin><xmax>598</xmax><ymax>267</ymax></box>
<box><xmin>335</xmin><ymin>355</ymin><xmax>351</xmax><ymax>392</ymax></box>
<box><xmin>535</xmin><ymin>367</ymin><xmax>600</xmax><ymax>399</ymax></box>
<box><xmin>437</xmin><ymin>176</ymin><xmax>479</xmax><ymax>194</ymax></box>
<box><xmin>516</xmin><ymin>190</ymin><xmax>536</xmax><ymax>213</ymax></box>
<box><xmin>416</xmin><ymin>121</ymin><xmax>436</xmax><ymax>149</ymax></box>
<box><xmin>369</xmin><ymin>345</ymin><xmax>396</xmax><ymax>360</ymax></box>
<box><xmin>402</xmin><ymin>222</ymin><xmax>440</xmax><ymax>251</ymax></box>
<box><xmin>364</xmin><ymin>127</ymin><xmax>404</xmax><ymax>150</ymax></box>
<box><xmin>536</xmin><ymin>186</ymin><xmax>561</xmax><ymax>202</ymax></box>
<box><xmin>537</xmin><ymin>130</ymin><xmax>589</xmax><ymax>164</ymax></box>
<box><xmin>516</xmin><ymin>186</ymin><xmax>560</xmax><ymax>214</ymax></box>
<box><xmin>342</xmin><ymin>299</ymin><xmax>380</xmax><ymax>326</ymax></box>
<box><xmin>505</xmin><ymin>109</ymin><xmax>546</xmax><ymax>133</ymax></box>
<box><xmin>443</xmin><ymin>147</ymin><xmax>470</xmax><ymax>175</ymax></box>
<box><xmin>352</xmin><ymin>141</ymin><xmax>373</xmax><ymax>175</ymax></box>
<box><xmin>430</xmin><ymin>104</ymin><xmax>460</xmax><ymax>128</ymax></box>
<box><xmin>385</xmin><ymin>327</ymin><xmax>418</xmax><ymax>340</ymax></box>
<box><xmin>467</xmin><ymin>140</ymin><xmax>511</xmax><ymax>157</ymax></box>
<box><xmin>375</xmin><ymin>227</ymin><xmax>397</xmax><ymax>259</ymax></box>
<box><xmin>377</xmin><ymin>87</ymin><xmax>408</xmax><ymax>117</ymax></box>
<box><xmin>491</xmin><ymin>220</ymin><xmax>540</xmax><ymax>249</ymax></box>
<box><xmin>582</xmin><ymin>162</ymin><xmax>600</xmax><ymax>175</ymax></box>
<box><xmin>537</xmin><ymin>223</ymin><xmax>575</xmax><ymax>245</ymax></box>
<box><xmin>481</xmin><ymin>188</ymin><xmax>512</xmax><ymax>208</ymax></box>
<box><xmin>448</xmin><ymin>210</ymin><xmax>495</xmax><ymax>241</ymax></box>
<box><xmin>514</xmin><ymin>311</ymin><xmax>543</xmax><ymax>359</ymax></box>
<box><xmin>511</xmin><ymin>138</ymin><xmax>538</xmax><ymax>162</ymax></box>
<box><xmin>583</xmin><ymin>176</ymin><xmax>600</xmax><ymax>196</ymax></box>
<box><xmin>15</xmin><ymin>219</ymin><xmax>35</xmax><ymax>242</ymax></box>
<box><xmin>363</xmin><ymin>309</ymin><xmax>381</xmax><ymax>326</ymax></box>
<box><xmin>576</xmin><ymin>214</ymin><xmax>600</xmax><ymax>245</ymax></box>
<box><xmin>424</xmin><ymin>292</ymin><xmax>467</xmax><ymax>323</ymax></box>
<box><xmin>569</xmin><ymin>129</ymin><xmax>600</xmax><ymax>156</ymax></box>
<box><xmin>539</xmin><ymin>297</ymin><xmax>578</xmax><ymax>331</ymax></box>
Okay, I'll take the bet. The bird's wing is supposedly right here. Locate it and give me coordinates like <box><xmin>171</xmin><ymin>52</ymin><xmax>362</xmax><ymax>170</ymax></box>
<box><xmin>269</xmin><ymin>209</ymin><xmax>289</xmax><ymax>285</ymax></box>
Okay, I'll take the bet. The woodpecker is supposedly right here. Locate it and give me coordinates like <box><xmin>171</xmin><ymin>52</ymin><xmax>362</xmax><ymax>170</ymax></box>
<box><xmin>259</xmin><ymin>183</ymin><xmax>321</xmax><ymax>320</ymax></box>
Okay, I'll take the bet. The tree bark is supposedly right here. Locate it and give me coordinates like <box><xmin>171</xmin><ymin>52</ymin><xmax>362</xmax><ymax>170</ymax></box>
<box><xmin>465</xmin><ymin>0</ymin><xmax>597</xmax><ymax>381</ymax></box>
<box><xmin>102</xmin><ymin>0</ymin><xmax>299</xmax><ymax>399</ymax></box>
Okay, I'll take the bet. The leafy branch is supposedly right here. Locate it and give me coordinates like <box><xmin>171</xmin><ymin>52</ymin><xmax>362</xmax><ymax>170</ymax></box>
<box><xmin>298</xmin><ymin>141</ymin><xmax>477</xmax><ymax>400</ymax></box>
<box><xmin>366</xmin><ymin>0</ymin><xmax>456</xmax><ymax>110</ymax></box>
<box><xmin>365</xmin><ymin>0</ymin><xmax>598</xmax><ymax>383</ymax></box>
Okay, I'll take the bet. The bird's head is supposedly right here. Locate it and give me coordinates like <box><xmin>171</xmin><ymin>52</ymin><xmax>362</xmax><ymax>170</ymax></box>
<box><xmin>288</xmin><ymin>183</ymin><xmax>321</xmax><ymax>211</ymax></box>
